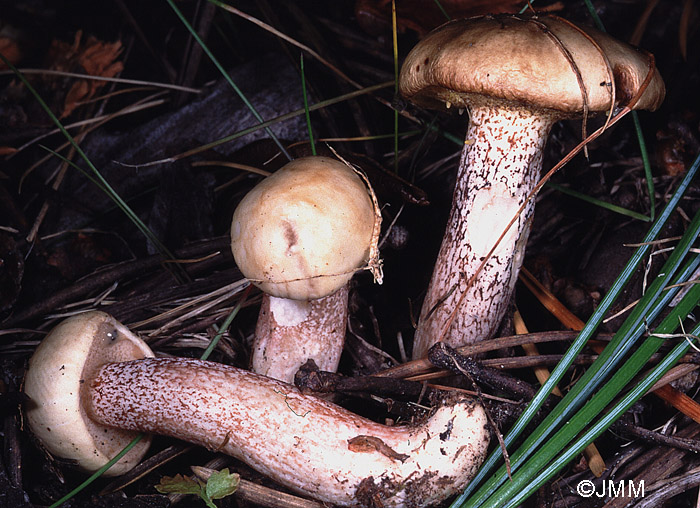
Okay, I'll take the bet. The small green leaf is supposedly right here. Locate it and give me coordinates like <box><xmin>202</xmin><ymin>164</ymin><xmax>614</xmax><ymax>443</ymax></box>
<box><xmin>205</xmin><ymin>468</ymin><xmax>240</xmax><ymax>500</ymax></box>
<box><xmin>155</xmin><ymin>469</ymin><xmax>240</xmax><ymax>508</ymax></box>
<box><xmin>155</xmin><ymin>473</ymin><xmax>203</xmax><ymax>496</ymax></box>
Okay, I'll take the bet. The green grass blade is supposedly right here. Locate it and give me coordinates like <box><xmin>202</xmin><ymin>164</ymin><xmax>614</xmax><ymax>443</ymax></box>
<box><xmin>487</xmin><ymin>281</ymin><xmax>700</xmax><ymax>508</ymax></box>
<box><xmin>200</xmin><ymin>284</ymin><xmax>251</xmax><ymax>361</ymax></box>
<box><xmin>38</xmin><ymin>146</ymin><xmax>178</xmax><ymax>264</ymax></box>
<box><xmin>48</xmin><ymin>435</ymin><xmax>146</xmax><ymax>508</ymax></box>
<box><xmin>0</xmin><ymin>53</ymin><xmax>180</xmax><ymax>270</ymax></box>
<box><xmin>464</xmin><ymin>219</ymin><xmax>700</xmax><ymax>508</ymax></box>
<box><xmin>633</xmin><ymin>111</ymin><xmax>656</xmax><ymax>220</ymax></box>
<box><xmin>464</xmin><ymin>207</ymin><xmax>700</xmax><ymax>507</ymax></box>
<box><xmin>165</xmin><ymin>0</ymin><xmax>292</xmax><ymax>161</ymax></box>
<box><xmin>517</xmin><ymin>321</ymin><xmax>700</xmax><ymax>505</ymax></box>
<box><xmin>546</xmin><ymin>182</ymin><xmax>651</xmax><ymax>221</ymax></box>
<box><xmin>453</xmin><ymin>153</ymin><xmax>700</xmax><ymax>508</ymax></box>
<box><xmin>300</xmin><ymin>54</ymin><xmax>316</xmax><ymax>156</ymax></box>
<box><xmin>432</xmin><ymin>0</ymin><xmax>451</xmax><ymax>21</ymax></box>
<box><xmin>583</xmin><ymin>0</ymin><xmax>606</xmax><ymax>31</ymax></box>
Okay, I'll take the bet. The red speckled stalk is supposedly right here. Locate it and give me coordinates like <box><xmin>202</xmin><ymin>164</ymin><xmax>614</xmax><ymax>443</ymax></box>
<box><xmin>87</xmin><ymin>357</ymin><xmax>489</xmax><ymax>508</ymax></box>
<box><xmin>252</xmin><ymin>286</ymin><xmax>349</xmax><ymax>383</ymax></box>
<box><xmin>413</xmin><ymin>105</ymin><xmax>555</xmax><ymax>359</ymax></box>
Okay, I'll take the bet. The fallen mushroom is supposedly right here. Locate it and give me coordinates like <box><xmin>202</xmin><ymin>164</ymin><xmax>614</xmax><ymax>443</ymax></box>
<box><xmin>399</xmin><ymin>14</ymin><xmax>665</xmax><ymax>358</ymax></box>
<box><xmin>23</xmin><ymin>311</ymin><xmax>154</xmax><ymax>475</ymax></box>
<box><xmin>230</xmin><ymin>156</ymin><xmax>382</xmax><ymax>383</ymax></box>
<box><xmin>24</xmin><ymin>311</ymin><xmax>490</xmax><ymax>507</ymax></box>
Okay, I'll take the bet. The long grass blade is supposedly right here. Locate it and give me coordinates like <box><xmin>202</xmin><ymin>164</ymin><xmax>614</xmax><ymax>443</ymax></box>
<box><xmin>200</xmin><ymin>285</ymin><xmax>251</xmax><ymax>361</ymax></box>
<box><xmin>633</xmin><ymin>111</ymin><xmax>656</xmax><ymax>219</ymax></box>
<box><xmin>48</xmin><ymin>435</ymin><xmax>146</xmax><ymax>508</ymax></box>
<box><xmin>546</xmin><ymin>182</ymin><xmax>651</xmax><ymax>221</ymax></box>
<box><xmin>0</xmin><ymin>53</ymin><xmax>180</xmax><ymax>271</ymax></box>
<box><xmin>300</xmin><ymin>54</ymin><xmax>316</xmax><ymax>156</ymax></box>
<box><xmin>432</xmin><ymin>0</ymin><xmax>451</xmax><ymax>21</ymax></box>
<box><xmin>38</xmin><ymin>146</ymin><xmax>177</xmax><ymax>264</ymax></box>
<box><xmin>165</xmin><ymin>0</ymin><xmax>292</xmax><ymax>161</ymax></box>
<box><xmin>517</xmin><ymin>320</ymin><xmax>700</xmax><ymax>504</ymax></box>
<box><xmin>484</xmin><ymin>279</ymin><xmax>700</xmax><ymax>508</ymax></box>
<box><xmin>453</xmin><ymin>153</ymin><xmax>700</xmax><ymax>508</ymax></box>
<box><xmin>465</xmin><ymin>205</ymin><xmax>700</xmax><ymax>507</ymax></box>
<box><xmin>209</xmin><ymin>0</ymin><xmax>361</xmax><ymax>90</ymax></box>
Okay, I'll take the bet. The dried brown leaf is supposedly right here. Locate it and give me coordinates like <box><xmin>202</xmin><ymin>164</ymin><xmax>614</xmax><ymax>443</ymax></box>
<box><xmin>46</xmin><ymin>31</ymin><xmax>124</xmax><ymax>118</ymax></box>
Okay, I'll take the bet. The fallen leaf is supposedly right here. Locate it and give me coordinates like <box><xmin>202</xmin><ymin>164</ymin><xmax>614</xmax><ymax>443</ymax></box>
<box><xmin>0</xmin><ymin>37</ymin><xmax>22</xmax><ymax>69</ymax></box>
<box><xmin>46</xmin><ymin>30</ymin><xmax>124</xmax><ymax>118</ymax></box>
<box><xmin>204</xmin><ymin>468</ymin><xmax>240</xmax><ymax>502</ymax></box>
<box><xmin>155</xmin><ymin>473</ymin><xmax>203</xmax><ymax>496</ymax></box>
<box><xmin>155</xmin><ymin>468</ymin><xmax>240</xmax><ymax>508</ymax></box>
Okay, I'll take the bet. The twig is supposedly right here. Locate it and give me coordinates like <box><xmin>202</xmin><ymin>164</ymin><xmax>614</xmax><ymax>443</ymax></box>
<box><xmin>612</xmin><ymin>420</ymin><xmax>700</xmax><ymax>453</ymax></box>
<box><xmin>427</xmin><ymin>343</ymin><xmax>537</xmax><ymax>402</ymax></box>
<box><xmin>376</xmin><ymin>330</ymin><xmax>610</xmax><ymax>379</ymax></box>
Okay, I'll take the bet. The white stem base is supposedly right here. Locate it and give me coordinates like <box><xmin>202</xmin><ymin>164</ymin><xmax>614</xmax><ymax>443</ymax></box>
<box><xmin>413</xmin><ymin>105</ymin><xmax>554</xmax><ymax>359</ymax></box>
<box><xmin>252</xmin><ymin>287</ymin><xmax>349</xmax><ymax>383</ymax></box>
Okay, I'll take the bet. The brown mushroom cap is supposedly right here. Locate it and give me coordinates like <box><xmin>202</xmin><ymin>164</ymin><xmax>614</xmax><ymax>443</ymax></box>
<box><xmin>231</xmin><ymin>156</ymin><xmax>378</xmax><ymax>301</ymax></box>
<box><xmin>23</xmin><ymin>311</ymin><xmax>154</xmax><ymax>476</ymax></box>
<box><xmin>399</xmin><ymin>14</ymin><xmax>665</xmax><ymax>115</ymax></box>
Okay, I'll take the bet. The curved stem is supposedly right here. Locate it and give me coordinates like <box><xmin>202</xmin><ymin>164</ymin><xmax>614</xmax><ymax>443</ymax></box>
<box><xmin>413</xmin><ymin>105</ymin><xmax>555</xmax><ymax>358</ymax></box>
<box><xmin>87</xmin><ymin>357</ymin><xmax>489</xmax><ymax>508</ymax></box>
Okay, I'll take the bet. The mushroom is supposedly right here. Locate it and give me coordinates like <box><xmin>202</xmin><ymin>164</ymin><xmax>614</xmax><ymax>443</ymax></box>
<box><xmin>230</xmin><ymin>156</ymin><xmax>382</xmax><ymax>383</ymax></box>
<box><xmin>23</xmin><ymin>311</ymin><xmax>154</xmax><ymax>475</ymax></box>
<box><xmin>398</xmin><ymin>14</ymin><xmax>665</xmax><ymax>358</ymax></box>
<box><xmin>24</xmin><ymin>311</ymin><xmax>490</xmax><ymax>507</ymax></box>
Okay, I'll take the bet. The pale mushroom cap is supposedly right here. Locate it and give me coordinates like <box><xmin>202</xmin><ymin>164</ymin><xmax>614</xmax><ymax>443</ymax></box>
<box><xmin>399</xmin><ymin>14</ymin><xmax>665</xmax><ymax>114</ymax></box>
<box><xmin>231</xmin><ymin>156</ymin><xmax>378</xmax><ymax>300</ymax></box>
<box><xmin>23</xmin><ymin>311</ymin><xmax>154</xmax><ymax>476</ymax></box>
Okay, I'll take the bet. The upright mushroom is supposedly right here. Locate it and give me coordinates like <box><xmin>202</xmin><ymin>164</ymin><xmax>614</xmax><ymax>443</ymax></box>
<box><xmin>399</xmin><ymin>14</ymin><xmax>665</xmax><ymax>358</ymax></box>
<box><xmin>24</xmin><ymin>311</ymin><xmax>490</xmax><ymax>507</ymax></box>
<box><xmin>231</xmin><ymin>156</ymin><xmax>381</xmax><ymax>383</ymax></box>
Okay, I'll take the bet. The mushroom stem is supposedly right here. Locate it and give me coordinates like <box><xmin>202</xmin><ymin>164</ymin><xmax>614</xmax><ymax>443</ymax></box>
<box><xmin>230</xmin><ymin>156</ymin><xmax>382</xmax><ymax>382</ymax></box>
<box><xmin>253</xmin><ymin>286</ymin><xmax>349</xmax><ymax>383</ymax></box>
<box><xmin>413</xmin><ymin>104</ymin><xmax>555</xmax><ymax>358</ymax></box>
<box><xmin>87</xmin><ymin>357</ymin><xmax>489</xmax><ymax>508</ymax></box>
